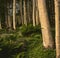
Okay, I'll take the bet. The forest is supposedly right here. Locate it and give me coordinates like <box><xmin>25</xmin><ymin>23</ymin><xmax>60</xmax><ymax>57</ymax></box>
<box><xmin>0</xmin><ymin>0</ymin><xmax>59</xmax><ymax>58</ymax></box>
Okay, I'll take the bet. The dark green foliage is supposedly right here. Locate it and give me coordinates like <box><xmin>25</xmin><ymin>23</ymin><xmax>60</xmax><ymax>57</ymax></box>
<box><xmin>24</xmin><ymin>35</ymin><xmax>56</xmax><ymax>58</ymax></box>
<box><xmin>0</xmin><ymin>24</ymin><xmax>55</xmax><ymax>58</ymax></box>
<box><xmin>19</xmin><ymin>24</ymin><xmax>41</xmax><ymax>36</ymax></box>
<box><xmin>0</xmin><ymin>33</ymin><xmax>55</xmax><ymax>58</ymax></box>
<box><xmin>0</xmin><ymin>35</ymin><xmax>27</xmax><ymax>58</ymax></box>
<box><xmin>0</xmin><ymin>29</ymin><xmax>6</xmax><ymax>34</ymax></box>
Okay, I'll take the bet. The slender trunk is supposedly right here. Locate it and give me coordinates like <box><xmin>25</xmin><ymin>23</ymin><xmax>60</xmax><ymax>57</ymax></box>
<box><xmin>5</xmin><ymin>14</ymin><xmax>8</xmax><ymax>28</ymax></box>
<box><xmin>13</xmin><ymin>0</ymin><xmax>16</xmax><ymax>30</ymax></box>
<box><xmin>55</xmin><ymin>0</ymin><xmax>60</xmax><ymax>58</ymax></box>
<box><xmin>28</xmin><ymin>0</ymin><xmax>30</xmax><ymax>23</ymax></box>
<box><xmin>5</xmin><ymin>0</ymin><xmax>8</xmax><ymax>28</ymax></box>
<box><xmin>20</xmin><ymin>0</ymin><xmax>23</xmax><ymax>25</ymax></box>
<box><xmin>8</xmin><ymin>16</ymin><xmax>11</xmax><ymax>28</ymax></box>
<box><xmin>8</xmin><ymin>2</ymin><xmax>11</xmax><ymax>29</ymax></box>
<box><xmin>23</xmin><ymin>0</ymin><xmax>27</xmax><ymax>26</ymax></box>
<box><xmin>33</xmin><ymin>0</ymin><xmax>36</xmax><ymax>26</ymax></box>
<box><xmin>38</xmin><ymin>0</ymin><xmax>54</xmax><ymax>48</ymax></box>
<box><xmin>36</xmin><ymin>0</ymin><xmax>39</xmax><ymax>25</ymax></box>
<box><xmin>27</xmin><ymin>0</ymin><xmax>30</xmax><ymax>24</ymax></box>
<box><xmin>0</xmin><ymin>19</ymin><xmax>2</xmax><ymax>29</ymax></box>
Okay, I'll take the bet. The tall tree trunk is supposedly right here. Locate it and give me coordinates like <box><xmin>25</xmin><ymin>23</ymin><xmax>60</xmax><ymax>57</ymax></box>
<box><xmin>7</xmin><ymin>2</ymin><xmax>11</xmax><ymax>29</ymax></box>
<box><xmin>0</xmin><ymin>19</ymin><xmax>2</xmax><ymax>29</ymax></box>
<box><xmin>55</xmin><ymin>0</ymin><xmax>60</xmax><ymax>58</ymax></box>
<box><xmin>38</xmin><ymin>0</ymin><xmax>54</xmax><ymax>48</ymax></box>
<box><xmin>27</xmin><ymin>0</ymin><xmax>30</xmax><ymax>24</ymax></box>
<box><xmin>36</xmin><ymin>0</ymin><xmax>39</xmax><ymax>25</ymax></box>
<box><xmin>5</xmin><ymin>0</ymin><xmax>8</xmax><ymax>28</ymax></box>
<box><xmin>13</xmin><ymin>0</ymin><xmax>16</xmax><ymax>30</ymax></box>
<box><xmin>23</xmin><ymin>0</ymin><xmax>27</xmax><ymax>26</ymax></box>
<box><xmin>8</xmin><ymin>16</ymin><xmax>11</xmax><ymax>28</ymax></box>
<box><xmin>33</xmin><ymin>0</ymin><xmax>36</xmax><ymax>26</ymax></box>
<box><xmin>19</xmin><ymin>0</ymin><xmax>23</xmax><ymax>25</ymax></box>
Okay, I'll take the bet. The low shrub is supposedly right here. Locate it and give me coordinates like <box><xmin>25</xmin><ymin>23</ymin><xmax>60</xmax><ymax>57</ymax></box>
<box><xmin>19</xmin><ymin>24</ymin><xmax>41</xmax><ymax>36</ymax></box>
<box><xmin>0</xmin><ymin>36</ymin><xmax>27</xmax><ymax>58</ymax></box>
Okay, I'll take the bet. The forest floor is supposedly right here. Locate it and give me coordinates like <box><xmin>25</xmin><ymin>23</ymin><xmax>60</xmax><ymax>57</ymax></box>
<box><xmin>0</xmin><ymin>33</ymin><xmax>56</xmax><ymax>58</ymax></box>
<box><xmin>0</xmin><ymin>27</ymin><xmax>56</xmax><ymax>58</ymax></box>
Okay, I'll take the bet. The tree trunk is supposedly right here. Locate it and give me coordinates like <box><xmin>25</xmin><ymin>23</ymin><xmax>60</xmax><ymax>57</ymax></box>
<box><xmin>7</xmin><ymin>2</ymin><xmax>11</xmax><ymax>29</ymax></box>
<box><xmin>23</xmin><ymin>0</ymin><xmax>27</xmax><ymax>26</ymax></box>
<box><xmin>38</xmin><ymin>0</ymin><xmax>54</xmax><ymax>48</ymax></box>
<box><xmin>33</xmin><ymin>0</ymin><xmax>36</xmax><ymax>26</ymax></box>
<box><xmin>36</xmin><ymin>0</ymin><xmax>39</xmax><ymax>25</ymax></box>
<box><xmin>20</xmin><ymin>0</ymin><xmax>23</xmax><ymax>25</ymax></box>
<box><xmin>55</xmin><ymin>0</ymin><xmax>60</xmax><ymax>58</ymax></box>
<box><xmin>5</xmin><ymin>0</ymin><xmax>8</xmax><ymax>28</ymax></box>
<box><xmin>8</xmin><ymin>16</ymin><xmax>11</xmax><ymax>28</ymax></box>
<box><xmin>13</xmin><ymin>0</ymin><xmax>16</xmax><ymax>30</ymax></box>
<box><xmin>27</xmin><ymin>0</ymin><xmax>30</xmax><ymax>24</ymax></box>
<box><xmin>0</xmin><ymin>19</ymin><xmax>2</xmax><ymax>29</ymax></box>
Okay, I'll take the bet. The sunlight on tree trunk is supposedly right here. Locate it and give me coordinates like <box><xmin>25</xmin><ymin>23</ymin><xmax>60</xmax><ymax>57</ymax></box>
<box><xmin>33</xmin><ymin>0</ymin><xmax>36</xmax><ymax>26</ymax></box>
<box><xmin>38</xmin><ymin>0</ymin><xmax>54</xmax><ymax>48</ymax></box>
<box><xmin>13</xmin><ymin>0</ymin><xmax>16</xmax><ymax>30</ymax></box>
<box><xmin>55</xmin><ymin>0</ymin><xmax>60</xmax><ymax>58</ymax></box>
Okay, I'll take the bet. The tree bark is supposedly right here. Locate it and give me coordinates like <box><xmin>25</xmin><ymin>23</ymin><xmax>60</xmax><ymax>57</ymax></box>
<box><xmin>33</xmin><ymin>0</ymin><xmax>36</xmax><ymax>26</ymax></box>
<box><xmin>38</xmin><ymin>0</ymin><xmax>54</xmax><ymax>48</ymax></box>
<box><xmin>23</xmin><ymin>0</ymin><xmax>27</xmax><ymax>26</ymax></box>
<box><xmin>8</xmin><ymin>16</ymin><xmax>11</xmax><ymax>28</ymax></box>
<box><xmin>36</xmin><ymin>0</ymin><xmax>39</xmax><ymax>25</ymax></box>
<box><xmin>55</xmin><ymin>0</ymin><xmax>60</xmax><ymax>58</ymax></box>
<box><xmin>0</xmin><ymin>19</ymin><xmax>2</xmax><ymax>29</ymax></box>
<box><xmin>13</xmin><ymin>0</ymin><xmax>16</xmax><ymax>30</ymax></box>
<box><xmin>20</xmin><ymin>0</ymin><xmax>23</xmax><ymax>25</ymax></box>
<box><xmin>27</xmin><ymin>0</ymin><xmax>31</xmax><ymax>24</ymax></box>
<box><xmin>7</xmin><ymin>1</ymin><xmax>11</xmax><ymax>29</ymax></box>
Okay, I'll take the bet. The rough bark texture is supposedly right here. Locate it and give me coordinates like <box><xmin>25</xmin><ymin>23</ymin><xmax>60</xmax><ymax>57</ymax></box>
<box><xmin>38</xmin><ymin>0</ymin><xmax>54</xmax><ymax>48</ymax></box>
<box><xmin>55</xmin><ymin>0</ymin><xmax>60</xmax><ymax>58</ymax></box>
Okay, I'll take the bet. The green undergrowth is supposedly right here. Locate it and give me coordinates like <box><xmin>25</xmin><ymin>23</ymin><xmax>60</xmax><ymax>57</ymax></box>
<box><xmin>0</xmin><ymin>25</ymin><xmax>55</xmax><ymax>58</ymax></box>
<box><xmin>18</xmin><ymin>24</ymin><xmax>41</xmax><ymax>36</ymax></box>
<box><xmin>24</xmin><ymin>37</ymin><xmax>56</xmax><ymax>58</ymax></box>
<box><xmin>0</xmin><ymin>34</ymin><xmax>56</xmax><ymax>58</ymax></box>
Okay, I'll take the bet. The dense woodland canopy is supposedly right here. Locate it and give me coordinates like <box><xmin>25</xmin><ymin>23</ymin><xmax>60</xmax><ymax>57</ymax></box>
<box><xmin>0</xmin><ymin>0</ymin><xmax>60</xmax><ymax>58</ymax></box>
